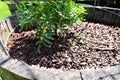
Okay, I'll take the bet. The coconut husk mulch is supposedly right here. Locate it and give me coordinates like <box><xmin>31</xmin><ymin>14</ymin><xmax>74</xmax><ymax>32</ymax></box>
<box><xmin>7</xmin><ymin>21</ymin><xmax>120</xmax><ymax>71</ymax></box>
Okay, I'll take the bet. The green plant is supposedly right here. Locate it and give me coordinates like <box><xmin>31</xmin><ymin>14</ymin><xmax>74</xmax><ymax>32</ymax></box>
<box><xmin>16</xmin><ymin>0</ymin><xmax>86</xmax><ymax>53</ymax></box>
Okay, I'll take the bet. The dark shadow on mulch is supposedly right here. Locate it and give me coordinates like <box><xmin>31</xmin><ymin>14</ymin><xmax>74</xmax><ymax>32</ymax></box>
<box><xmin>7</xmin><ymin>30</ymin><xmax>73</xmax><ymax>70</ymax></box>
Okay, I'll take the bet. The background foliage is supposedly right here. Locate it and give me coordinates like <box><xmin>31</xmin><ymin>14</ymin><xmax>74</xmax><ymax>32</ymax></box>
<box><xmin>0</xmin><ymin>1</ymin><xmax>11</xmax><ymax>20</ymax></box>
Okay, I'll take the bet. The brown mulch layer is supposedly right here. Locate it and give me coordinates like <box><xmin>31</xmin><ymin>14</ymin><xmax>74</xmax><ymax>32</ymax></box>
<box><xmin>7</xmin><ymin>22</ymin><xmax>120</xmax><ymax>71</ymax></box>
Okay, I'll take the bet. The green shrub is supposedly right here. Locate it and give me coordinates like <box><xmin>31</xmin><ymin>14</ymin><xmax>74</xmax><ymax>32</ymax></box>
<box><xmin>16</xmin><ymin>0</ymin><xmax>86</xmax><ymax>53</ymax></box>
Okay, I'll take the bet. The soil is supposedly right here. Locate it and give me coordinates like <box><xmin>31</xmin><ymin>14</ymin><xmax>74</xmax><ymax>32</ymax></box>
<box><xmin>7</xmin><ymin>22</ymin><xmax>120</xmax><ymax>71</ymax></box>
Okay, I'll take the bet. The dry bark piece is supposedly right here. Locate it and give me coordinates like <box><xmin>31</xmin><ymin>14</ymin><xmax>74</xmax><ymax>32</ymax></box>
<box><xmin>93</xmin><ymin>45</ymin><xmax>115</xmax><ymax>51</ymax></box>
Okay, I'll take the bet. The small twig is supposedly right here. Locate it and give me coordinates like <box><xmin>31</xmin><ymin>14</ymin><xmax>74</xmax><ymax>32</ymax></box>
<box><xmin>93</xmin><ymin>46</ymin><xmax>115</xmax><ymax>51</ymax></box>
<box><xmin>80</xmin><ymin>71</ymin><xmax>84</xmax><ymax>80</ymax></box>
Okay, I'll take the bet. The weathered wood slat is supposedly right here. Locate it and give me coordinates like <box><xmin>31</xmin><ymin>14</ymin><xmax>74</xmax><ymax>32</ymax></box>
<box><xmin>0</xmin><ymin>46</ymin><xmax>2</xmax><ymax>53</ymax></box>
<box><xmin>0</xmin><ymin>20</ymin><xmax>11</xmax><ymax>44</ymax></box>
<box><xmin>0</xmin><ymin>15</ymin><xmax>18</xmax><ymax>53</ymax></box>
<box><xmin>85</xmin><ymin>6</ymin><xmax>120</xmax><ymax>26</ymax></box>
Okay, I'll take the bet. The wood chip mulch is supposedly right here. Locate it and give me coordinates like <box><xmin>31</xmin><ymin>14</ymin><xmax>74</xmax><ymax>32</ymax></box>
<box><xmin>7</xmin><ymin>22</ymin><xmax>120</xmax><ymax>71</ymax></box>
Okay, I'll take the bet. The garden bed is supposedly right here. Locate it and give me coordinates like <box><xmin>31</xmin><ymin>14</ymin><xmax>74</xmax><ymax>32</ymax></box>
<box><xmin>7</xmin><ymin>21</ymin><xmax>120</xmax><ymax>71</ymax></box>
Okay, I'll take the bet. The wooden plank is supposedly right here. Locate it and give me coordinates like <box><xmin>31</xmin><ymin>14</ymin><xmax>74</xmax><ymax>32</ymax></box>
<box><xmin>0</xmin><ymin>15</ymin><xmax>18</xmax><ymax>55</ymax></box>
<box><xmin>0</xmin><ymin>46</ymin><xmax>2</xmax><ymax>53</ymax></box>
<box><xmin>5</xmin><ymin>18</ymin><xmax>13</xmax><ymax>32</ymax></box>
<box><xmin>0</xmin><ymin>21</ymin><xmax>9</xmax><ymax>44</ymax></box>
<box><xmin>0</xmin><ymin>18</ymin><xmax>14</xmax><ymax>45</ymax></box>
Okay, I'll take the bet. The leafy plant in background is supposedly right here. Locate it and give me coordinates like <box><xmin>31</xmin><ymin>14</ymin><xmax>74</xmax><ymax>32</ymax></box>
<box><xmin>16</xmin><ymin>0</ymin><xmax>86</xmax><ymax>53</ymax></box>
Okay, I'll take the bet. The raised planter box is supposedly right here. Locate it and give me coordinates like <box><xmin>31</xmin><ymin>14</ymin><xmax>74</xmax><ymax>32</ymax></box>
<box><xmin>0</xmin><ymin>6</ymin><xmax>120</xmax><ymax>80</ymax></box>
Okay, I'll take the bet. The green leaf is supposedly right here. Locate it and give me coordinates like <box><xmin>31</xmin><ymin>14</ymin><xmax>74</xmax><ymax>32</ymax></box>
<box><xmin>44</xmin><ymin>38</ymin><xmax>53</xmax><ymax>45</ymax></box>
<box><xmin>45</xmin><ymin>34</ymin><xmax>54</xmax><ymax>40</ymax></box>
<box><xmin>41</xmin><ymin>41</ymin><xmax>49</xmax><ymax>47</ymax></box>
<box><xmin>37</xmin><ymin>45</ymin><xmax>41</xmax><ymax>53</ymax></box>
<box><xmin>46</xmin><ymin>36</ymin><xmax>54</xmax><ymax>40</ymax></box>
<box><xmin>36</xmin><ymin>41</ymin><xmax>40</xmax><ymax>46</ymax></box>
